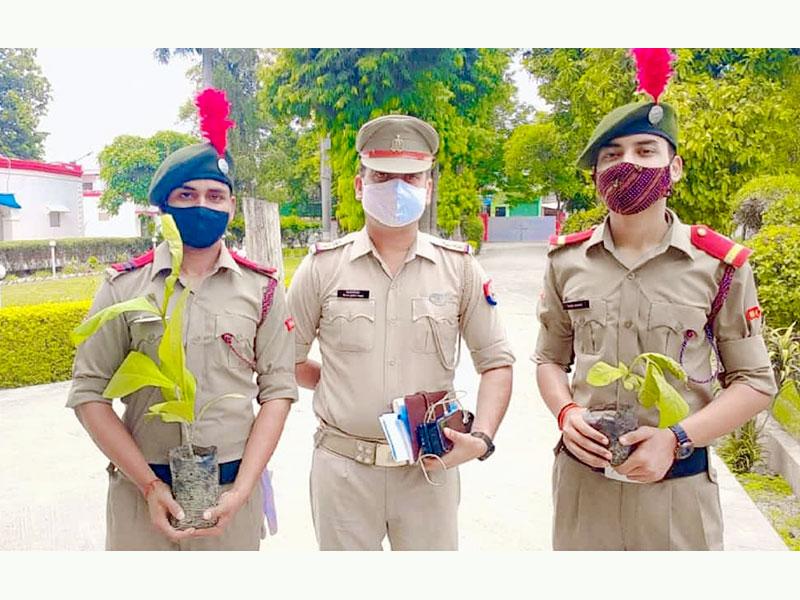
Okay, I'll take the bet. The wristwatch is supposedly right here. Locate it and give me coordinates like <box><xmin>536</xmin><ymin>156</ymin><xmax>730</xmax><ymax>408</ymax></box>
<box><xmin>471</xmin><ymin>431</ymin><xmax>495</xmax><ymax>461</ymax></box>
<box><xmin>668</xmin><ymin>424</ymin><xmax>694</xmax><ymax>460</ymax></box>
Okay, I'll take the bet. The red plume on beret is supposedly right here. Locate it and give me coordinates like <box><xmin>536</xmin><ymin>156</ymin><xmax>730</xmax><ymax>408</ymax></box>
<box><xmin>630</xmin><ymin>48</ymin><xmax>676</xmax><ymax>104</ymax></box>
<box><xmin>195</xmin><ymin>88</ymin><xmax>235</xmax><ymax>156</ymax></box>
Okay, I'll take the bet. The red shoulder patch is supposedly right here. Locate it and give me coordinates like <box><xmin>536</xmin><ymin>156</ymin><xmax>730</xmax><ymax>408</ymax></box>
<box><xmin>548</xmin><ymin>228</ymin><xmax>595</xmax><ymax>248</ymax></box>
<box><xmin>110</xmin><ymin>249</ymin><xmax>155</xmax><ymax>273</ymax></box>
<box><xmin>690</xmin><ymin>225</ymin><xmax>752</xmax><ymax>268</ymax></box>
<box><xmin>231</xmin><ymin>251</ymin><xmax>278</xmax><ymax>276</ymax></box>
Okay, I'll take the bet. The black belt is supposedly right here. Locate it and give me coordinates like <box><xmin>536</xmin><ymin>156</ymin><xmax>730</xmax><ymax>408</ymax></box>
<box><xmin>561</xmin><ymin>445</ymin><xmax>708</xmax><ymax>480</ymax></box>
<box><xmin>149</xmin><ymin>459</ymin><xmax>242</xmax><ymax>487</ymax></box>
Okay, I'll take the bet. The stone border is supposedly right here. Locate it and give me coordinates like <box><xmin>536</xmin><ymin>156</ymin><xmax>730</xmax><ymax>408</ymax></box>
<box><xmin>763</xmin><ymin>414</ymin><xmax>800</xmax><ymax>498</ymax></box>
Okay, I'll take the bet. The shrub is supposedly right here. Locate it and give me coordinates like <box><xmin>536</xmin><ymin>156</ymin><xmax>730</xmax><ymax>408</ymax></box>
<box><xmin>561</xmin><ymin>204</ymin><xmax>608</xmax><ymax>234</ymax></box>
<box><xmin>717</xmin><ymin>419</ymin><xmax>763</xmax><ymax>474</ymax></box>
<box><xmin>732</xmin><ymin>175</ymin><xmax>800</xmax><ymax>238</ymax></box>
<box><xmin>0</xmin><ymin>300</ymin><xmax>91</xmax><ymax>388</ymax></box>
<box><xmin>749</xmin><ymin>225</ymin><xmax>800</xmax><ymax>329</ymax></box>
<box><xmin>762</xmin><ymin>193</ymin><xmax>800</xmax><ymax>228</ymax></box>
<box><xmin>461</xmin><ymin>214</ymin><xmax>485</xmax><ymax>254</ymax></box>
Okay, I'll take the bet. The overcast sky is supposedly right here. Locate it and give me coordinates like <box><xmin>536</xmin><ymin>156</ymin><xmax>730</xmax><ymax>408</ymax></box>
<box><xmin>36</xmin><ymin>49</ymin><xmax>546</xmax><ymax>169</ymax></box>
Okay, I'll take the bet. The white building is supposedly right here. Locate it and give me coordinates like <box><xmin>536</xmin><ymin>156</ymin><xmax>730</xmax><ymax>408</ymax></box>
<box><xmin>81</xmin><ymin>169</ymin><xmax>140</xmax><ymax>238</ymax></box>
<box><xmin>0</xmin><ymin>157</ymin><xmax>140</xmax><ymax>241</ymax></box>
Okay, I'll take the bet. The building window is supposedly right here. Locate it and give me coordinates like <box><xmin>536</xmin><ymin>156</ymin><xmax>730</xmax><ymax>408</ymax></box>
<box><xmin>98</xmin><ymin>210</ymin><xmax>110</xmax><ymax>222</ymax></box>
<box><xmin>82</xmin><ymin>181</ymin><xmax>94</xmax><ymax>191</ymax></box>
<box><xmin>49</xmin><ymin>212</ymin><xmax>61</xmax><ymax>228</ymax></box>
<box><xmin>495</xmin><ymin>206</ymin><xmax>507</xmax><ymax>217</ymax></box>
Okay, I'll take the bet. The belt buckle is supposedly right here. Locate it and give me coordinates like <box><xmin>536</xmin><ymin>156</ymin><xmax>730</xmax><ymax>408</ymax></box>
<box><xmin>354</xmin><ymin>440</ymin><xmax>376</xmax><ymax>465</ymax></box>
<box><xmin>374</xmin><ymin>443</ymin><xmax>407</xmax><ymax>468</ymax></box>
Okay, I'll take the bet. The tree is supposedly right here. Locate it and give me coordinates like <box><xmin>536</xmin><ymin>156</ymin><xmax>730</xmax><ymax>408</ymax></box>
<box><xmin>521</xmin><ymin>48</ymin><xmax>800</xmax><ymax>231</ymax></box>
<box><xmin>260</xmin><ymin>48</ymin><xmax>515</xmax><ymax>233</ymax></box>
<box><xmin>158</xmin><ymin>48</ymin><xmax>320</xmax><ymax>209</ymax></box>
<box><xmin>98</xmin><ymin>131</ymin><xmax>198</xmax><ymax>213</ymax></box>
<box><xmin>0</xmin><ymin>48</ymin><xmax>52</xmax><ymax>160</ymax></box>
<box><xmin>504</xmin><ymin>116</ymin><xmax>592</xmax><ymax>211</ymax></box>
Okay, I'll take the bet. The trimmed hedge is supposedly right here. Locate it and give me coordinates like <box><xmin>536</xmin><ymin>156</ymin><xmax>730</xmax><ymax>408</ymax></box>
<box><xmin>0</xmin><ymin>237</ymin><xmax>151</xmax><ymax>274</ymax></box>
<box><xmin>0</xmin><ymin>300</ymin><xmax>90</xmax><ymax>388</ymax></box>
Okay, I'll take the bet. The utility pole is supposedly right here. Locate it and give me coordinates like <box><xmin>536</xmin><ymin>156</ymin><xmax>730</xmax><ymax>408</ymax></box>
<box><xmin>320</xmin><ymin>134</ymin><xmax>332</xmax><ymax>241</ymax></box>
<box><xmin>201</xmin><ymin>49</ymin><xmax>214</xmax><ymax>88</ymax></box>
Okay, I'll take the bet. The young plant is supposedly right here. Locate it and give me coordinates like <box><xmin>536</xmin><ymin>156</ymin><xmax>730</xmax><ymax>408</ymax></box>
<box><xmin>586</xmin><ymin>352</ymin><xmax>690</xmax><ymax>428</ymax></box>
<box><xmin>71</xmin><ymin>215</ymin><xmax>220</xmax><ymax>447</ymax></box>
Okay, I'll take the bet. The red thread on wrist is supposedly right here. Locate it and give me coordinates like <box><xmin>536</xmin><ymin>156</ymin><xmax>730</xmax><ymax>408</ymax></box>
<box><xmin>142</xmin><ymin>478</ymin><xmax>160</xmax><ymax>500</ymax></box>
<box><xmin>557</xmin><ymin>403</ymin><xmax>580</xmax><ymax>431</ymax></box>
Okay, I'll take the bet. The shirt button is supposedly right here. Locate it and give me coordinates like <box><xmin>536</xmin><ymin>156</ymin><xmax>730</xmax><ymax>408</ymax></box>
<box><xmin>389</xmin><ymin>317</ymin><xmax>397</xmax><ymax>325</ymax></box>
<box><xmin>389</xmin><ymin>283</ymin><xmax>397</xmax><ymax>290</ymax></box>
<box><xmin>626</xmin><ymin>272</ymin><xmax>635</xmax><ymax>280</ymax></box>
<box><xmin>624</xmin><ymin>320</ymin><xmax>633</xmax><ymax>329</ymax></box>
<box><xmin>388</xmin><ymin>359</ymin><xmax>396</xmax><ymax>366</ymax></box>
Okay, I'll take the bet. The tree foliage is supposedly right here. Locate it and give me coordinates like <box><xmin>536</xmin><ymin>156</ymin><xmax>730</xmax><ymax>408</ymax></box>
<box><xmin>0</xmin><ymin>48</ymin><xmax>52</xmax><ymax>160</ymax></box>
<box><xmin>521</xmin><ymin>48</ymin><xmax>800</xmax><ymax>231</ymax></box>
<box><xmin>158</xmin><ymin>48</ymin><xmax>319</xmax><ymax>211</ymax></box>
<box><xmin>98</xmin><ymin>131</ymin><xmax>198</xmax><ymax>212</ymax></box>
<box><xmin>260</xmin><ymin>48</ymin><xmax>515</xmax><ymax>233</ymax></box>
<box><xmin>732</xmin><ymin>174</ymin><xmax>800</xmax><ymax>237</ymax></box>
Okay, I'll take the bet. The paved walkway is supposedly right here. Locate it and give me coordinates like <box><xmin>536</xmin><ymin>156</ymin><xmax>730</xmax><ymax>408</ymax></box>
<box><xmin>0</xmin><ymin>242</ymin><xmax>786</xmax><ymax>550</ymax></box>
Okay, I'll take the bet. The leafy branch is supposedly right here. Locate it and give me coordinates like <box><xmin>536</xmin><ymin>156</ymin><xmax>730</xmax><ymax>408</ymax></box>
<box><xmin>586</xmin><ymin>352</ymin><xmax>690</xmax><ymax>428</ymax></box>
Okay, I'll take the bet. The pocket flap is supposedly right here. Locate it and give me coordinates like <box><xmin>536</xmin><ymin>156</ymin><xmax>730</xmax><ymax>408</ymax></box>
<box><xmin>567</xmin><ymin>299</ymin><xmax>607</xmax><ymax>326</ymax></box>
<box><xmin>327</xmin><ymin>298</ymin><xmax>376</xmax><ymax>323</ymax></box>
<box><xmin>648</xmin><ymin>302</ymin><xmax>707</xmax><ymax>334</ymax></box>
<box><xmin>412</xmin><ymin>297</ymin><xmax>458</xmax><ymax>324</ymax></box>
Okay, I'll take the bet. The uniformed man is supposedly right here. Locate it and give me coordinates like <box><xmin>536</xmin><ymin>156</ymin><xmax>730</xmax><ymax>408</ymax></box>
<box><xmin>534</xmin><ymin>95</ymin><xmax>778</xmax><ymax>550</ymax></box>
<box><xmin>288</xmin><ymin>115</ymin><xmax>515</xmax><ymax>550</ymax></box>
<box><xmin>67</xmin><ymin>90</ymin><xmax>297</xmax><ymax>550</ymax></box>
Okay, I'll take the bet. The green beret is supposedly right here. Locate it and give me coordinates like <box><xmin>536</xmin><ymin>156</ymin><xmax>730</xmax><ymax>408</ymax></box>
<box><xmin>148</xmin><ymin>143</ymin><xmax>234</xmax><ymax>207</ymax></box>
<box><xmin>576</xmin><ymin>101</ymin><xmax>678</xmax><ymax>169</ymax></box>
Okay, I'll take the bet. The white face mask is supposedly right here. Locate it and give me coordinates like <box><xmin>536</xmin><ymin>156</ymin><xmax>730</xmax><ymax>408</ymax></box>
<box><xmin>361</xmin><ymin>178</ymin><xmax>428</xmax><ymax>228</ymax></box>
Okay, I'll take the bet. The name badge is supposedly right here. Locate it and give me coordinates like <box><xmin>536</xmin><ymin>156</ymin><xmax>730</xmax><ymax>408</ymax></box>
<box><xmin>337</xmin><ymin>289</ymin><xmax>370</xmax><ymax>299</ymax></box>
<box><xmin>562</xmin><ymin>300</ymin><xmax>590</xmax><ymax>310</ymax></box>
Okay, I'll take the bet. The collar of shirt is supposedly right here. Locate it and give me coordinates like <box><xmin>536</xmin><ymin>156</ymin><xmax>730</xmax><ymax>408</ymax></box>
<box><xmin>585</xmin><ymin>208</ymin><xmax>694</xmax><ymax>262</ymax></box>
<box><xmin>150</xmin><ymin>241</ymin><xmax>243</xmax><ymax>281</ymax></box>
<box><xmin>349</xmin><ymin>227</ymin><xmax>438</xmax><ymax>264</ymax></box>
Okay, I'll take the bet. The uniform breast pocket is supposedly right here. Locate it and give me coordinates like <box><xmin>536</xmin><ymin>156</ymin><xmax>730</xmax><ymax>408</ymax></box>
<box><xmin>568</xmin><ymin>300</ymin><xmax>607</xmax><ymax>355</ymax></box>
<box><xmin>129</xmin><ymin>316</ymin><xmax>164</xmax><ymax>358</ymax></box>
<box><xmin>411</xmin><ymin>297</ymin><xmax>459</xmax><ymax>366</ymax></box>
<box><xmin>216</xmin><ymin>313</ymin><xmax>258</xmax><ymax>370</ymax></box>
<box><xmin>324</xmin><ymin>298</ymin><xmax>376</xmax><ymax>353</ymax></box>
<box><xmin>647</xmin><ymin>302</ymin><xmax>708</xmax><ymax>360</ymax></box>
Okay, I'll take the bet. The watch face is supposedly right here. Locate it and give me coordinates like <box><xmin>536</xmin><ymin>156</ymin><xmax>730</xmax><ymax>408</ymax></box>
<box><xmin>676</xmin><ymin>443</ymin><xmax>694</xmax><ymax>460</ymax></box>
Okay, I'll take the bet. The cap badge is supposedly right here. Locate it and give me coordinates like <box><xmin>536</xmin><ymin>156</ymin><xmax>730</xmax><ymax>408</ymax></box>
<box><xmin>648</xmin><ymin>105</ymin><xmax>664</xmax><ymax>125</ymax></box>
<box><xmin>390</xmin><ymin>134</ymin><xmax>405</xmax><ymax>152</ymax></box>
<box><xmin>217</xmin><ymin>157</ymin><xmax>229</xmax><ymax>175</ymax></box>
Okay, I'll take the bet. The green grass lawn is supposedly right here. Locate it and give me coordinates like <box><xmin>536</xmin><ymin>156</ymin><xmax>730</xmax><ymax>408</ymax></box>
<box><xmin>0</xmin><ymin>274</ymin><xmax>104</xmax><ymax>307</ymax></box>
<box><xmin>1</xmin><ymin>252</ymin><xmax>307</xmax><ymax>308</ymax></box>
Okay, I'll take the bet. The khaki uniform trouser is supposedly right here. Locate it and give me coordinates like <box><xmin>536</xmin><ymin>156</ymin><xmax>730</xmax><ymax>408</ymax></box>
<box><xmin>106</xmin><ymin>466</ymin><xmax>265</xmax><ymax>551</ymax></box>
<box><xmin>552</xmin><ymin>448</ymin><xmax>724</xmax><ymax>551</ymax></box>
<box><xmin>310</xmin><ymin>445</ymin><xmax>460</xmax><ymax>551</ymax></box>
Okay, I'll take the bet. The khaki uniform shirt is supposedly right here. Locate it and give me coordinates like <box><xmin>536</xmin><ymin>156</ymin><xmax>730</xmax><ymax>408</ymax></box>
<box><xmin>67</xmin><ymin>242</ymin><xmax>298</xmax><ymax>464</ymax></box>
<box><xmin>534</xmin><ymin>210</ymin><xmax>777</xmax><ymax>427</ymax></box>
<box><xmin>288</xmin><ymin>228</ymin><xmax>515</xmax><ymax>439</ymax></box>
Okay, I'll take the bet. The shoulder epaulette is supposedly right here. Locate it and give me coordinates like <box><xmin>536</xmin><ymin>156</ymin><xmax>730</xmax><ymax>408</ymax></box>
<box><xmin>548</xmin><ymin>228</ymin><xmax>595</xmax><ymax>252</ymax></box>
<box><xmin>309</xmin><ymin>235</ymin><xmax>355</xmax><ymax>255</ymax></box>
<box><xmin>110</xmin><ymin>249</ymin><xmax>155</xmax><ymax>273</ymax></box>
<box><xmin>429</xmin><ymin>237</ymin><xmax>473</xmax><ymax>255</ymax></box>
<box><xmin>230</xmin><ymin>251</ymin><xmax>278</xmax><ymax>278</ymax></box>
<box><xmin>690</xmin><ymin>225</ymin><xmax>752</xmax><ymax>268</ymax></box>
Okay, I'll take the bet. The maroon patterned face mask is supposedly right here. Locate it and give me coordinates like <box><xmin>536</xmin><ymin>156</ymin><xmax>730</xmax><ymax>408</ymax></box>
<box><xmin>596</xmin><ymin>162</ymin><xmax>673</xmax><ymax>215</ymax></box>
